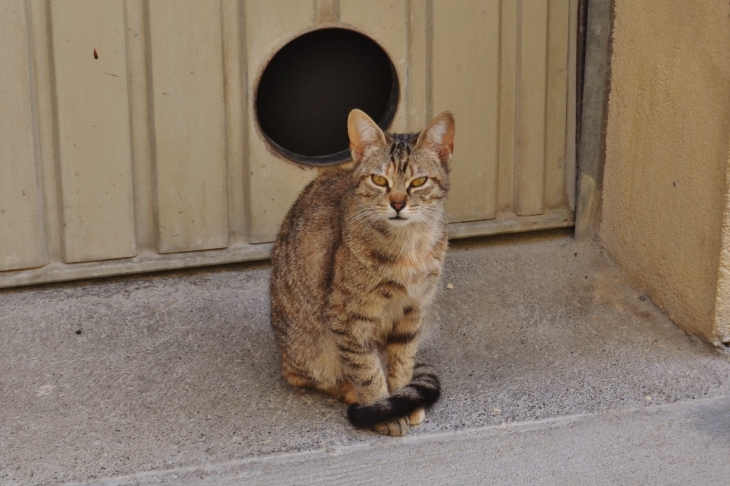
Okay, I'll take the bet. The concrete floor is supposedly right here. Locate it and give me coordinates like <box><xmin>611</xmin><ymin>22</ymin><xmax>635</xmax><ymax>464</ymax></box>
<box><xmin>1</xmin><ymin>229</ymin><xmax>729</xmax><ymax>485</ymax></box>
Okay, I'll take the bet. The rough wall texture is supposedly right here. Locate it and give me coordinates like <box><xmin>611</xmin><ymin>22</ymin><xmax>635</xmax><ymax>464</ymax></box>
<box><xmin>601</xmin><ymin>0</ymin><xmax>730</xmax><ymax>343</ymax></box>
<box><xmin>714</xmin><ymin>149</ymin><xmax>730</xmax><ymax>342</ymax></box>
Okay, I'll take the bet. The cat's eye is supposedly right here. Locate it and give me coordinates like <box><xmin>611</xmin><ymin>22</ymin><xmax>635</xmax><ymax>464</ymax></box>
<box><xmin>371</xmin><ymin>175</ymin><xmax>388</xmax><ymax>187</ymax></box>
<box><xmin>410</xmin><ymin>177</ymin><xmax>428</xmax><ymax>188</ymax></box>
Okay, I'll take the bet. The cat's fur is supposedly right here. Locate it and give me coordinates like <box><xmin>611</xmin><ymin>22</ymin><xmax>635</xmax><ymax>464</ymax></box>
<box><xmin>270</xmin><ymin>109</ymin><xmax>455</xmax><ymax>436</ymax></box>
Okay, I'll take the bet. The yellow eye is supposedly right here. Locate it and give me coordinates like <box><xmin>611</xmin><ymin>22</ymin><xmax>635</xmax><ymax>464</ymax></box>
<box><xmin>371</xmin><ymin>175</ymin><xmax>388</xmax><ymax>187</ymax></box>
<box><xmin>410</xmin><ymin>177</ymin><xmax>428</xmax><ymax>188</ymax></box>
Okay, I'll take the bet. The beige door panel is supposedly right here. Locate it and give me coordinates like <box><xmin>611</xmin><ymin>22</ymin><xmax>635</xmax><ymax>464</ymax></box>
<box><xmin>0</xmin><ymin>0</ymin><xmax>576</xmax><ymax>288</ymax></box>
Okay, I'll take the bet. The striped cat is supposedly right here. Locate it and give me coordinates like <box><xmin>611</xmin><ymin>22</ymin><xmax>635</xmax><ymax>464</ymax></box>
<box><xmin>270</xmin><ymin>109</ymin><xmax>455</xmax><ymax>436</ymax></box>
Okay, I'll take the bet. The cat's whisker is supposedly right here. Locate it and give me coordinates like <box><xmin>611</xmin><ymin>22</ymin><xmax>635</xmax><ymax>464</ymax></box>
<box><xmin>346</xmin><ymin>213</ymin><xmax>373</xmax><ymax>228</ymax></box>
<box><xmin>345</xmin><ymin>209</ymin><xmax>379</xmax><ymax>232</ymax></box>
<box><xmin>347</xmin><ymin>210</ymin><xmax>382</xmax><ymax>235</ymax></box>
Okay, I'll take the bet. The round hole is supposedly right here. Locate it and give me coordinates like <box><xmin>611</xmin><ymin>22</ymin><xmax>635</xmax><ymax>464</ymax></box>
<box><xmin>256</xmin><ymin>28</ymin><xmax>399</xmax><ymax>166</ymax></box>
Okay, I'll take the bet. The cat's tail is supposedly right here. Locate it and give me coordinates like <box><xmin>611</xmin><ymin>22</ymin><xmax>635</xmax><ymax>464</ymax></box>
<box><xmin>346</xmin><ymin>364</ymin><xmax>440</xmax><ymax>433</ymax></box>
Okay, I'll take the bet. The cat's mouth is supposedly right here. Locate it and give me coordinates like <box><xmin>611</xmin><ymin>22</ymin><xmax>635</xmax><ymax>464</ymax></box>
<box><xmin>387</xmin><ymin>215</ymin><xmax>411</xmax><ymax>226</ymax></box>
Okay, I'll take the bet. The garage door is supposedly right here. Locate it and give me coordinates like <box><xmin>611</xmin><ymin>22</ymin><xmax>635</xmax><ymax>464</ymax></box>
<box><xmin>0</xmin><ymin>0</ymin><xmax>576</xmax><ymax>288</ymax></box>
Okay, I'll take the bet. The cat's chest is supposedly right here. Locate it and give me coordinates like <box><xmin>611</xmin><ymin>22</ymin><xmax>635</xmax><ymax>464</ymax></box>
<box><xmin>391</xmin><ymin>259</ymin><xmax>442</xmax><ymax>298</ymax></box>
<box><xmin>384</xmin><ymin>237</ymin><xmax>446</xmax><ymax>297</ymax></box>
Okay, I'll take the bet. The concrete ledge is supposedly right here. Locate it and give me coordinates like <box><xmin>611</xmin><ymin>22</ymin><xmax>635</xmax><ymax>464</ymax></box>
<box><xmin>84</xmin><ymin>396</ymin><xmax>730</xmax><ymax>486</ymax></box>
<box><xmin>2</xmin><ymin>231</ymin><xmax>729</xmax><ymax>484</ymax></box>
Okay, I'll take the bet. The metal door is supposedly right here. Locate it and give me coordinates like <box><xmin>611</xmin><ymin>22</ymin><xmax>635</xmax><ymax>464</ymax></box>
<box><xmin>0</xmin><ymin>0</ymin><xmax>576</xmax><ymax>288</ymax></box>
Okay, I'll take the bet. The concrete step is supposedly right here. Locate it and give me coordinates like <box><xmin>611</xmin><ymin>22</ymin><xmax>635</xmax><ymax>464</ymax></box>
<box><xmin>87</xmin><ymin>396</ymin><xmax>730</xmax><ymax>485</ymax></box>
<box><xmin>1</xmin><ymin>230</ymin><xmax>729</xmax><ymax>485</ymax></box>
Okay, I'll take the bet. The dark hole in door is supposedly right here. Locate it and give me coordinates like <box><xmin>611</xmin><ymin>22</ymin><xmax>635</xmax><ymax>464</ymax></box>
<box><xmin>256</xmin><ymin>28</ymin><xmax>399</xmax><ymax>166</ymax></box>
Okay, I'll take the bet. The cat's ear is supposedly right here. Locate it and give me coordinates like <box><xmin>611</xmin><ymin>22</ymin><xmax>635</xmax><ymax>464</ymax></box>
<box><xmin>416</xmin><ymin>111</ymin><xmax>455</xmax><ymax>166</ymax></box>
<box><xmin>348</xmin><ymin>109</ymin><xmax>387</xmax><ymax>163</ymax></box>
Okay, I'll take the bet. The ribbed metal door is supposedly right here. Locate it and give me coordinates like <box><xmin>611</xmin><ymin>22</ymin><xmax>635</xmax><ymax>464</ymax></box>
<box><xmin>0</xmin><ymin>0</ymin><xmax>576</xmax><ymax>288</ymax></box>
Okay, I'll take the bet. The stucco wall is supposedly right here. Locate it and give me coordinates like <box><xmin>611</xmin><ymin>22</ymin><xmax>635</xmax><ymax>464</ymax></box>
<box><xmin>714</xmin><ymin>149</ymin><xmax>730</xmax><ymax>342</ymax></box>
<box><xmin>601</xmin><ymin>0</ymin><xmax>730</xmax><ymax>343</ymax></box>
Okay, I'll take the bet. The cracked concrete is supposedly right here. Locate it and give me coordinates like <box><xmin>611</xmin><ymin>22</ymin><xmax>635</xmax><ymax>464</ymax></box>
<box><xmin>1</xmin><ymin>229</ymin><xmax>729</xmax><ymax>484</ymax></box>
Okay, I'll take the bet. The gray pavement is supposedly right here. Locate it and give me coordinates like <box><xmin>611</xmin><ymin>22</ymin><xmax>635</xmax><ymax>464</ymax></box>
<box><xmin>2</xmin><ymin>230</ymin><xmax>729</xmax><ymax>485</ymax></box>
<box><xmin>89</xmin><ymin>396</ymin><xmax>730</xmax><ymax>486</ymax></box>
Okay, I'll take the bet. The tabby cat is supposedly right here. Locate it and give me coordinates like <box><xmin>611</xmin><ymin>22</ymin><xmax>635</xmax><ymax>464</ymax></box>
<box><xmin>270</xmin><ymin>109</ymin><xmax>455</xmax><ymax>436</ymax></box>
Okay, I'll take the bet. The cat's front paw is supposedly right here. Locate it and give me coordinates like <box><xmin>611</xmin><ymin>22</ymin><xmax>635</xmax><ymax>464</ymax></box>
<box><xmin>409</xmin><ymin>407</ymin><xmax>426</xmax><ymax>426</ymax></box>
<box><xmin>374</xmin><ymin>416</ymin><xmax>410</xmax><ymax>436</ymax></box>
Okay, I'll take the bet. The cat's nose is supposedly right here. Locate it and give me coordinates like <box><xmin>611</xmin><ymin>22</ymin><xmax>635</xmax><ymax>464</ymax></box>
<box><xmin>390</xmin><ymin>200</ymin><xmax>405</xmax><ymax>212</ymax></box>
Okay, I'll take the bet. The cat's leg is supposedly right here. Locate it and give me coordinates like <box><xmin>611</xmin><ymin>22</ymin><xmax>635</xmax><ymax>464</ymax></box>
<box><xmin>330</xmin><ymin>314</ymin><xmax>389</xmax><ymax>405</ymax></box>
<box><xmin>281</xmin><ymin>360</ymin><xmax>316</xmax><ymax>388</ymax></box>
<box><xmin>386</xmin><ymin>305</ymin><xmax>422</xmax><ymax>393</ymax></box>
<box><xmin>327</xmin><ymin>380</ymin><xmax>359</xmax><ymax>404</ymax></box>
<box><xmin>282</xmin><ymin>361</ymin><xmax>359</xmax><ymax>403</ymax></box>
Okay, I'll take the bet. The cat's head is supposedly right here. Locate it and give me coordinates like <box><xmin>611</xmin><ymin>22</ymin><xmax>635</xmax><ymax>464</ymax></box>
<box><xmin>347</xmin><ymin>110</ymin><xmax>455</xmax><ymax>227</ymax></box>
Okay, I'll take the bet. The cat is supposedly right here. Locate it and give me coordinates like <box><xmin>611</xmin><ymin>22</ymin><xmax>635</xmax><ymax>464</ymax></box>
<box><xmin>270</xmin><ymin>109</ymin><xmax>455</xmax><ymax>436</ymax></box>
